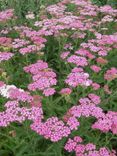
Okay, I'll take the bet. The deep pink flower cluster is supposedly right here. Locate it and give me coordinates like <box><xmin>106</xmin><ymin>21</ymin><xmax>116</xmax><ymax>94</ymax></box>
<box><xmin>81</xmin><ymin>34</ymin><xmax>117</xmax><ymax>57</ymax></box>
<box><xmin>104</xmin><ymin>67</ymin><xmax>117</xmax><ymax>81</ymax></box>
<box><xmin>67</xmin><ymin>55</ymin><xmax>88</xmax><ymax>67</ymax></box>
<box><xmin>34</xmin><ymin>2</ymin><xmax>100</xmax><ymax>37</ymax></box>
<box><xmin>0</xmin><ymin>52</ymin><xmax>14</xmax><ymax>62</ymax></box>
<box><xmin>65</xmin><ymin>67</ymin><xmax>92</xmax><ymax>88</ymax></box>
<box><xmin>69</xmin><ymin>96</ymin><xmax>104</xmax><ymax>119</ymax></box>
<box><xmin>31</xmin><ymin>117</ymin><xmax>71</xmax><ymax>142</ymax></box>
<box><xmin>88</xmin><ymin>93</ymin><xmax>101</xmax><ymax>105</ymax></box>
<box><xmin>92</xmin><ymin>111</ymin><xmax>117</xmax><ymax>134</ymax></box>
<box><xmin>24</xmin><ymin>60</ymin><xmax>57</xmax><ymax>96</ymax></box>
<box><xmin>30</xmin><ymin>36</ymin><xmax>46</xmax><ymax>46</ymax></box>
<box><xmin>9</xmin><ymin>88</ymin><xmax>33</xmax><ymax>103</ymax></box>
<box><xmin>0</xmin><ymin>9</ymin><xmax>14</xmax><ymax>22</ymax></box>
<box><xmin>75</xmin><ymin>48</ymin><xmax>94</xmax><ymax>59</ymax></box>
<box><xmin>0</xmin><ymin>100</ymin><xmax>43</xmax><ymax>127</ymax></box>
<box><xmin>100</xmin><ymin>5</ymin><xmax>117</xmax><ymax>15</ymax></box>
<box><xmin>0</xmin><ymin>0</ymin><xmax>117</xmax><ymax>154</ymax></box>
<box><xmin>64</xmin><ymin>136</ymin><xmax>116</xmax><ymax>156</ymax></box>
<box><xmin>19</xmin><ymin>45</ymin><xmax>41</xmax><ymax>55</ymax></box>
<box><xmin>90</xmin><ymin>65</ymin><xmax>101</xmax><ymax>73</ymax></box>
<box><xmin>12</xmin><ymin>26</ymin><xmax>47</xmax><ymax>55</ymax></box>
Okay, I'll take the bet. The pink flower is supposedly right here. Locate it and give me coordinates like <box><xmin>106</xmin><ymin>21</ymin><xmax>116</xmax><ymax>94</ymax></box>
<box><xmin>60</xmin><ymin>51</ymin><xmax>70</xmax><ymax>59</ymax></box>
<box><xmin>64</xmin><ymin>138</ymin><xmax>77</xmax><ymax>152</ymax></box>
<box><xmin>90</xmin><ymin>65</ymin><xmax>101</xmax><ymax>73</ymax></box>
<box><xmin>67</xmin><ymin>117</ymin><xmax>80</xmax><ymax>130</ymax></box>
<box><xmin>104</xmin><ymin>85</ymin><xmax>112</xmax><ymax>94</ymax></box>
<box><xmin>88</xmin><ymin>93</ymin><xmax>101</xmax><ymax>105</ymax></box>
<box><xmin>24</xmin><ymin>60</ymin><xmax>48</xmax><ymax>74</ymax></box>
<box><xmin>65</xmin><ymin>68</ymin><xmax>92</xmax><ymax>88</ymax></box>
<box><xmin>74</xmin><ymin>136</ymin><xmax>83</xmax><ymax>143</ymax></box>
<box><xmin>0</xmin><ymin>52</ymin><xmax>14</xmax><ymax>62</ymax></box>
<box><xmin>111</xmin><ymin>123</ymin><xmax>117</xmax><ymax>134</ymax></box>
<box><xmin>75</xmin><ymin>144</ymin><xmax>85</xmax><ymax>154</ymax></box>
<box><xmin>30</xmin><ymin>95</ymin><xmax>42</xmax><ymax>107</ymax></box>
<box><xmin>60</xmin><ymin>88</ymin><xmax>72</xmax><ymax>95</ymax></box>
<box><xmin>92</xmin><ymin>83</ymin><xmax>100</xmax><ymax>90</ymax></box>
<box><xmin>31</xmin><ymin>117</ymin><xmax>71</xmax><ymax>142</ymax></box>
<box><xmin>64</xmin><ymin>136</ymin><xmax>116</xmax><ymax>156</ymax></box>
<box><xmin>67</xmin><ymin>55</ymin><xmax>88</xmax><ymax>67</ymax></box>
<box><xmin>85</xmin><ymin>143</ymin><xmax>96</xmax><ymax>151</ymax></box>
<box><xmin>43</xmin><ymin>88</ymin><xmax>56</xmax><ymax>96</ymax></box>
<box><xmin>96</xmin><ymin>57</ymin><xmax>108</xmax><ymax>65</ymax></box>
<box><xmin>0</xmin><ymin>81</ymin><xmax>5</xmax><ymax>87</ymax></box>
<box><xmin>0</xmin><ymin>37</ymin><xmax>12</xmax><ymax>47</ymax></box>
<box><xmin>104</xmin><ymin>68</ymin><xmax>117</xmax><ymax>81</ymax></box>
<box><xmin>0</xmin><ymin>9</ymin><xmax>14</xmax><ymax>22</ymax></box>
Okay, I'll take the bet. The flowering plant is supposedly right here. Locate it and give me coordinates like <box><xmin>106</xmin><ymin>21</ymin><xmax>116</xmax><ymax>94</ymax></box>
<box><xmin>0</xmin><ymin>0</ymin><xmax>117</xmax><ymax>155</ymax></box>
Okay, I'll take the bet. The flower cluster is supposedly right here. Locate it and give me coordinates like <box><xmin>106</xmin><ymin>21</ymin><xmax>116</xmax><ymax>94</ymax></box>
<box><xmin>0</xmin><ymin>81</ymin><xmax>33</xmax><ymax>102</ymax></box>
<box><xmin>92</xmin><ymin>111</ymin><xmax>117</xmax><ymax>134</ymax></box>
<box><xmin>31</xmin><ymin>117</ymin><xmax>71</xmax><ymax>142</ymax></box>
<box><xmin>90</xmin><ymin>65</ymin><xmax>101</xmax><ymax>73</ymax></box>
<box><xmin>12</xmin><ymin>26</ymin><xmax>47</xmax><ymax>55</ymax></box>
<box><xmin>24</xmin><ymin>60</ymin><xmax>57</xmax><ymax>96</ymax></box>
<box><xmin>59</xmin><ymin>88</ymin><xmax>72</xmax><ymax>95</ymax></box>
<box><xmin>0</xmin><ymin>52</ymin><xmax>14</xmax><ymax>62</ymax></box>
<box><xmin>12</xmin><ymin>38</ymin><xmax>30</xmax><ymax>49</ymax></box>
<box><xmin>0</xmin><ymin>9</ymin><xmax>14</xmax><ymax>22</ymax></box>
<box><xmin>65</xmin><ymin>67</ymin><xmax>92</xmax><ymax>88</ymax></box>
<box><xmin>46</xmin><ymin>4</ymin><xmax>66</xmax><ymax>17</ymax></box>
<box><xmin>67</xmin><ymin>55</ymin><xmax>88</xmax><ymax>67</ymax></box>
<box><xmin>64</xmin><ymin>136</ymin><xmax>116</xmax><ymax>156</ymax></box>
<box><xmin>60</xmin><ymin>51</ymin><xmax>70</xmax><ymax>60</ymax></box>
<box><xmin>0</xmin><ymin>37</ymin><xmax>12</xmax><ymax>47</ymax></box>
<box><xmin>19</xmin><ymin>45</ymin><xmax>41</xmax><ymax>55</ymax></box>
<box><xmin>104</xmin><ymin>68</ymin><xmax>117</xmax><ymax>81</ymax></box>
<box><xmin>0</xmin><ymin>0</ymin><xmax>117</xmax><ymax>154</ymax></box>
<box><xmin>0</xmin><ymin>100</ymin><xmax>43</xmax><ymax>127</ymax></box>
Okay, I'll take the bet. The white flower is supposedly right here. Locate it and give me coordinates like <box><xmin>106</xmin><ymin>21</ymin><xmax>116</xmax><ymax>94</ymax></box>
<box><xmin>26</xmin><ymin>12</ymin><xmax>35</xmax><ymax>19</ymax></box>
<box><xmin>0</xmin><ymin>85</ymin><xmax>16</xmax><ymax>98</ymax></box>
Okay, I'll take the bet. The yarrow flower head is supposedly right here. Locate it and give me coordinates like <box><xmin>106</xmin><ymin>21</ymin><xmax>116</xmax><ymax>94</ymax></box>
<box><xmin>60</xmin><ymin>51</ymin><xmax>70</xmax><ymax>59</ymax></box>
<box><xmin>104</xmin><ymin>67</ymin><xmax>117</xmax><ymax>81</ymax></box>
<box><xmin>0</xmin><ymin>82</ymin><xmax>33</xmax><ymax>102</ymax></box>
<box><xmin>65</xmin><ymin>67</ymin><xmax>92</xmax><ymax>88</ymax></box>
<box><xmin>59</xmin><ymin>88</ymin><xmax>72</xmax><ymax>95</ymax></box>
<box><xmin>0</xmin><ymin>52</ymin><xmax>14</xmax><ymax>62</ymax></box>
<box><xmin>24</xmin><ymin>60</ymin><xmax>57</xmax><ymax>96</ymax></box>
<box><xmin>64</xmin><ymin>136</ymin><xmax>116</xmax><ymax>156</ymax></box>
<box><xmin>0</xmin><ymin>100</ymin><xmax>43</xmax><ymax>127</ymax></box>
<box><xmin>31</xmin><ymin>117</ymin><xmax>71</xmax><ymax>142</ymax></box>
<box><xmin>90</xmin><ymin>65</ymin><xmax>101</xmax><ymax>73</ymax></box>
<box><xmin>0</xmin><ymin>9</ymin><xmax>14</xmax><ymax>22</ymax></box>
<box><xmin>0</xmin><ymin>37</ymin><xmax>12</xmax><ymax>47</ymax></box>
<box><xmin>67</xmin><ymin>55</ymin><xmax>88</xmax><ymax>67</ymax></box>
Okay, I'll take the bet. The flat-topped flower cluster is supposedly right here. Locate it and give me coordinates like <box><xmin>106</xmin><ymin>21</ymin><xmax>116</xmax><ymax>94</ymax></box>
<box><xmin>0</xmin><ymin>0</ymin><xmax>117</xmax><ymax>155</ymax></box>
